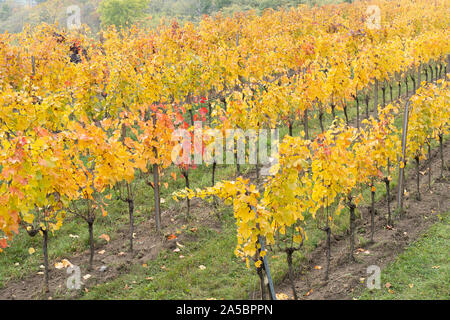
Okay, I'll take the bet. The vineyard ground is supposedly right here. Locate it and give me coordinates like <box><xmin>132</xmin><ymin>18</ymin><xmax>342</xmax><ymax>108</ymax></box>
<box><xmin>359</xmin><ymin>212</ymin><xmax>449</xmax><ymax>300</ymax></box>
<box><xmin>2</xmin><ymin>140</ymin><xmax>444</xmax><ymax>300</ymax></box>
<box><xmin>0</xmin><ymin>77</ymin><xmax>448</xmax><ymax>300</ymax></box>
<box><xmin>277</xmin><ymin>140</ymin><xmax>450</xmax><ymax>300</ymax></box>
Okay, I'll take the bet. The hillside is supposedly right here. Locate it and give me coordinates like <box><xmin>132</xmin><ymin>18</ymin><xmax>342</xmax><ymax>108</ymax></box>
<box><xmin>0</xmin><ymin>0</ymin><xmax>102</xmax><ymax>34</ymax></box>
<box><xmin>0</xmin><ymin>0</ymin><xmax>342</xmax><ymax>33</ymax></box>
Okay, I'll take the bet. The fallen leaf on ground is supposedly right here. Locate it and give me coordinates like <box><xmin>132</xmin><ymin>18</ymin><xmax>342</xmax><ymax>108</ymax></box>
<box><xmin>83</xmin><ymin>274</ymin><xmax>92</xmax><ymax>280</ymax></box>
<box><xmin>54</xmin><ymin>259</ymin><xmax>73</xmax><ymax>269</ymax></box>
<box><xmin>304</xmin><ymin>289</ymin><xmax>313</xmax><ymax>297</ymax></box>
<box><xmin>99</xmin><ymin>234</ymin><xmax>110</xmax><ymax>242</ymax></box>
<box><xmin>276</xmin><ymin>293</ymin><xmax>289</xmax><ymax>300</ymax></box>
<box><xmin>167</xmin><ymin>234</ymin><xmax>177</xmax><ymax>240</ymax></box>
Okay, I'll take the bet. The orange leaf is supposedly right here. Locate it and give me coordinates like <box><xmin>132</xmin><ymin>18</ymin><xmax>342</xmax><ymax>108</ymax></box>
<box><xmin>99</xmin><ymin>234</ymin><xmax>110</xmax><ymax>242</ymax></box>
<box><xmin>167</xmin><ymin>234</ymin><xmax>177</xmax><ymax>240</ymax></box>
<box><xmin>304</xmin><ymin>289</ymin><xmax>313</xmax><ymax>296</ymax></box>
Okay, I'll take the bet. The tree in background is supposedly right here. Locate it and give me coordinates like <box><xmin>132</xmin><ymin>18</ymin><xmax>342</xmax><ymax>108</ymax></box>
<box><xmin>98</xmin><ymin>0</ymin><xmax>149</xmax><ymax>28</ymax></box>
<box><xmin>0</xmin><ymin>3</ymin><xmax>12</xmax><ymax>21</ymax></box>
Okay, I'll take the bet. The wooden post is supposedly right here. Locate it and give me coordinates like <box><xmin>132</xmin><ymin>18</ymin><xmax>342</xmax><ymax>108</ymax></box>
<box><xmin>251</xmin><ymin>205</ymin><xmax>277</xmax><ymax>300</ymax></box>
<box><xmin>258</xmin><ymin>236</ymin><xmax>277</xmax><ymax>300</ymax></box>
<box><xmin>31</xmin><ymin>56</ymin><xmax>36</xmax><ymax>77</ymax></box>
<box><xmin>418</xmin><ymin>64</ymin><xmax>422</xmax><ymax>88</ymax></box>
<box><xmin>374</xmin><ymin>79</ymin><xmax>379</xmax><ymax>118</ymax></box>
<box><xmin>397</xmin><ymin>100</ymin><xmax>411</xmax><ymax>216</ymax></box>
<box><xmin>152</xmin><ymin>114</ymin><xmax>161</xmax><ymax>232</ymax></box>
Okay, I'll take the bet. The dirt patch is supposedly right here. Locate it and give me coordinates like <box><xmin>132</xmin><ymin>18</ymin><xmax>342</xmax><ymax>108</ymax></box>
<box><xmin>0</xmin><ymin>90</ymin><xmax>445</xmax><ymax>300</ymax></box>
<box><xmin>0</xmin><ymin>192</ymin><xmax>221</xmax><ymax>300</ymax></box>
<box><xmin>276</xmin><ymin>140</ymin><xmax>449</xmax><ymax>300</ymax></box>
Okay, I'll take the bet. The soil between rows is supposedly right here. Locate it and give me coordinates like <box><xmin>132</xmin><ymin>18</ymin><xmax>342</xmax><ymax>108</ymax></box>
<box><xmin>0</xmin><ymin>98</ymin><xmax>446</xmax><ymax>300</ymax></box>
<box><xmin>276</xmin><ymin>141</ymin><xmax>449</xmax><ymax>300</ymax></box>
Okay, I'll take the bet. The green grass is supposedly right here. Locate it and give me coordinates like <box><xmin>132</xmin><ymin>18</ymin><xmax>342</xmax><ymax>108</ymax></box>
<box><xmin>0</xmin><ymin>161</ymin><xmax>244</xmax><ymax>289</ymax></box>
<box><xmin>78</xmin><ymin>209</ymin><xmax>260</xmax><ymax>299</ymax></box>
<box><xmin>358</xmin><ymin>212</ymin><xmax>450</xmax><ymax>300</ymax></box>
<box><xmin>0</xmin><ymin>72</ymin><xmax>446</xmax><ymax>299</ymax></box>
<box><xmin>75</xmin><ymin>206</ymin><xmax>328</xmax><ymax>300</ymax></box>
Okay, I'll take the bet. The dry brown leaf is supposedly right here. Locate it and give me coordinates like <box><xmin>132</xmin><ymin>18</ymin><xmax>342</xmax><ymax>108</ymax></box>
<box><xmin>83</xmin><ymin>274</ymin><xmax>92</xmax><ymax>280</ymax></box>
<box><xmin>304</xmin><ymin>289</ymin><xmax>313</xmax><ymax>296</ymax></box>
<box><xmin>99</xmin><ymin>234</ymin><xmax>110</xmax><ymax>242</ymax></box>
